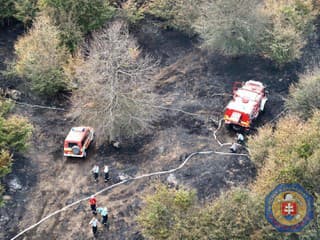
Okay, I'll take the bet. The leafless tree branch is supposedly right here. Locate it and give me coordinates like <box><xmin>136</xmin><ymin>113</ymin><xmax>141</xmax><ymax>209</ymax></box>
<box><xmin>71</xmin><ymin>20</ymin><xmax>159</xmax><ymax>143</ymax></box>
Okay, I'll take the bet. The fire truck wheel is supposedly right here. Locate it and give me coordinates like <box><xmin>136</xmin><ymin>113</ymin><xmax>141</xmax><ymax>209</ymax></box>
<box><xmin>231</xmin><ymin>124</ymin><xmax>242</xmax><ymax>132</ymax></box>
<box><xmin>226</xmin><ymin>124</ymin><xmax>233</xmax><ymax>130</ymax></box>
<box><xmin>72</xmin><ymin>145</ymin><xmax>80</xmax><ymax>155</ymax></box>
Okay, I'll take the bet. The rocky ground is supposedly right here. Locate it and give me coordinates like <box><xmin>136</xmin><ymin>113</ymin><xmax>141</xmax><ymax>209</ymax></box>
<box><xmin>0</xmin><ymin>19</ymin><xmax>309</xmax><ymax>240</ymax></box>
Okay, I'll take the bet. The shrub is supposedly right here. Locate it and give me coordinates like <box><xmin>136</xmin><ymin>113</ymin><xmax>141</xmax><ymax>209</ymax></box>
<box><xmin>72</xmin><ymin>21</ymin><xmax>159</xmax><ymax>142</ymax></box>
<box><xmin>0</xmin><ymin>115</ymin><xmax>33</xmax><ymax>151</ymax></box>
<box><xmin>196</xmin><ymin>188</ymin><xmax>282</xmax><ymax>240</ymax></box>
<box><xmin>138</xmin><ymin>183</ymin><xmax>318</xmax><ymax>239</ymax></box>
<box><xmin>253</xmin><ymin>112</ymin><xmax>320</xmax><ymax>195</ymax></box>
<box><xmin>262</xmin><ymin>0</ymin><xmax>316</xmax><ymax>65</ymax></box>
<box><xmin>286</xmin><ymin>69</ymin><xmax>320</xmax><ymax>119</ymax></box>
<box><xmin>39</xmin><ymin>0</ymin><xmax>115</xmax><ymax>33</ymax></box>
<box><xmin>39</xmin><ymin>0</ymin><xmax>115</xmax><ymax>51</ymax></box>
<box><xmin>50</xmin><ymin>10</ymin><xmax>83</xmax><ymax>53</ymax></box>
<box><xmin>138</xmin><ymin>186</ymin><xmax>283</xmax><ymax>240</ymax></box>
<box><xmin>196</xmin><ymin>0</ymin><xmax>317</xmax><ymax>64</ymax></box>
<box><xmin>0</xmin><ymin>150</ymin><xmax>13</xmax><ymax>206</ymax></box>
<box><xmin>264</xmin><ymin>24</ymin><xmax>305</xmax><ymax>66</ymax></box>
<box><xmin>14</xmin><ymin>0</ymin><xmax>39</xmax><ymax>26</ymax></box>
<box><xmin>300</xmin><ymin>194</ymin><xmax>320</xmax><ymax>239</ymax></box>
<box><xmin>122</xmin><ymin>1</ymin><xmax>145</xmax><ymax>25</ymax></box>
<box><xmin>124</xmin><ymin>0</ymin><xmax>198</xmax><ymax>35</ymax></box>
<box><xmin>0</xmin><ymin>0</ymin><xmax>15</xmax><ymax>24</ymax></box>
<box><xmin>0</xmin><ymin>100</ymin><xmax>14</xmax><ymax>117</ymax></box>
<box><xmin>145</xmin><ymin>0</ymin><xmax>198</xmax><ymax>35</ymax></box>
<box><xmin>0</xmin><ymin>101</ymin><xmax>32</xmax><ymax>205</ymax></box>
<box><xmin>248</xmin><ymin>124</ymin><xmax>275</xmax><ymax>169</ymax></box>
<box><xmin>14</xmin><ymin>15</ymin><xmax>70</xmax><ymax>96</ymax></box>
<box><xmin>137</xmin><ymin>185</ymin><xmax>197</xmax><ymax>240</ymax></box>
<box><xmin>196</xmin><ymin>0</ymin><xmax>267</xmax><ymax>56</ymax></box>
<box><xmin>0</xmin><ymin>0</ymin><xmax>39</xmax><ymax>26</ymax></box>
<box><xmin>0</xmin><ymin>149</ymin><xmax>13</xmax><ymax>178</ymax></box>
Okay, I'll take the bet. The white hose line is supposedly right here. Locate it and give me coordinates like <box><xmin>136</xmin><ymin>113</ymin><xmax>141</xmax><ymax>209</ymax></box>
<box><xmin>214</xmin><ymin>151</ymin><xmax>248</xmax><ymax>156</ymax></box>
<box><xmin>212</xmin><ymin>119</ymin><xmax>253</xmax><ymax>155</ymax></box>
<box><xmin>213</xmin><ymin>119</ymin><xmax>224</xmax><ymax>146</ymax></box>
<box><xmin>11</xmin><ymin>150</ymin><xmax>248</xmax><ymax>240</ymax></box>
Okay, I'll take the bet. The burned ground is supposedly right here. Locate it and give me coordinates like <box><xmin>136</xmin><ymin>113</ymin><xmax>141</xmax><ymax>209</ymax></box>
<box><xmin>0</xmin><ymin>19</ymin><xmax>314</xmax><ymax>240</ymax></box>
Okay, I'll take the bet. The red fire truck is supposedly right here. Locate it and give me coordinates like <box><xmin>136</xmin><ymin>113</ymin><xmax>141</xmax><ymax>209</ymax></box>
<box><xmin>63</xmin><ymin>126</ymin><xmax>94</xmax><ymax>158</ymax></box>
<box><xmin>224</xmin><ymin>80</ymin><xmax>268</xmax><ymax>131</ymax></box>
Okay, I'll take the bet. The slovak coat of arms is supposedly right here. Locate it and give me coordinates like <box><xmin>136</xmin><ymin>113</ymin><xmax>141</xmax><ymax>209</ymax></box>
<box><xmin>265</xmin><ymin>183</ymin><xmax>314</xmax><ymax>232</ymax></box>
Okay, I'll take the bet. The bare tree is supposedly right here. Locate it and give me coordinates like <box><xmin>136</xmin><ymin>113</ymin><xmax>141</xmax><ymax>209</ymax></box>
<box><xmin>72</xmin><ymin>21</ymin><xmax>159</xmax><ymax>143</ymax></box>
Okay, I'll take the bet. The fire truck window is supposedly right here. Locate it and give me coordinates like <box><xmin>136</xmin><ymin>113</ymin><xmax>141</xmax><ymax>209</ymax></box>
<box><xmin>68</xmin><ymin>142</ymin><xmax>78</xmax><ymax>148</ymax></box>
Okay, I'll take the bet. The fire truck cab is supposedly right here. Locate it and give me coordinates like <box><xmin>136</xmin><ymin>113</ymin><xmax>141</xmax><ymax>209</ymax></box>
<box><xmin>224</xmin><ymin>80</ymin><xmax>267</xmax><ymax>130</ymax></box>
<box><xmin>63</xmin><ymin>126</ymin><xmax>94</xmax><ymax>158</ymax></box>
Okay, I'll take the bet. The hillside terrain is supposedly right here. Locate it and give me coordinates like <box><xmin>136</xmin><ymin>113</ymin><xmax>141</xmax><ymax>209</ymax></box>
<box><xmin>0</xmin><ymin>0</ymin><xmax>320</xmax><ymax>240</ymax></box>
<box><xmin>0</xmin><ymin>17</ymin><xmax>309</xmax><ymax>239</ymax></box>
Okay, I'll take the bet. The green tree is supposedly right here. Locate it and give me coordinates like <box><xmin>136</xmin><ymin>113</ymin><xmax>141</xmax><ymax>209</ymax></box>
<box><xmin>0</xmin><ymin>0</ymin><xmax>39</xmax><ymax>26</ymax></box>
<box><xmin>248</xmin><ymin>112</ymin><xmax>320</xmax><ymax>239</ymax></box>
<box><xmin>0</xmin><ymin>150</ymin><xmax>13</xmax><ymax>179</ymax></box>
<box><xmin>124</xmin><ymin>0</ymin><xmax>198</xmax><ymax>34</ymax></box>
<box><xmin>248</xmin><ymin>124</ymin><xmax>275</xmax><ymax>169</ymax></box>
<box><xmin>262</xmin><ymin>0</ymin><xmax>316</xmax><ymax>65</ymax></box>
<box><xmin>14</xmin><ymin>0</ymin><xmax>39</xmax><ymax>26</ymax></box>
<box><xmin>39</xmin><ymin>0</ymin><xmax>115</xmax><ymax>51</ymax></box>
<box><xmin>196</xmin><ymin>188</ymin><xmax>281</xmax><ymax>240</ymax></box>
<box><xmin>0</xmin><ymin>100</ymin><xmax>33</xmax><ymax>205</ymax></box>
<box><xmin>286</xmin><ymin>69</ymin><xmax>320</xmax><ymax>119</ymax></box>
<box><xmin>0</xmin><ymin>149</ymin><xmax>13</xmax><ymax>205</ymax></box>
<box><xmin>0</xmin><ymin>115</ymin><xmax>33</xmax><ymax>151</ymax></box>
<box><xmin>0</xmin><ymin>100</ymin><xmax>13</xmax><ymax>117</ymax></box>
<box><xmin>250</xmin><ymin>112</ymin><xmax>320</xmax><ymax>195</ymax></box>
<box><xmin>50</xmin><ymin>9</ymin><xmax>82</xmax><ymax>53</ymax></box>
<box><xmin>146</xmin><ymin>0</ymin><xmax>198</xmax><ymax>35</ymax></box>
<box><xmin>14</xmin><ymin>15</ymin><xmax>70</xmax><ymax>96</ymax></box>
<box><xmin>196</xmin><ymin>0</ymin><xmax>268</xmax><ymax>56</ymax></box>
<box><xmin>0</xmin><ymin>0</ymin><xmax>16</xmax><ymax>24</ymax></box>
<box><xmin>137</xmin><ymin>185</ymin><xmax>197</xmax><ymax>240</ymax></box>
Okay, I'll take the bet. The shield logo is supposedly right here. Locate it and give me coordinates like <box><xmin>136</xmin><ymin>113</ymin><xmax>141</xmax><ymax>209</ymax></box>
<box><xmin>281</xmin><ymin>193</ymin><xmax>297</xmax><ymax>220</ymax></box>
<box><xmin>265</xmin><ymin>183</ymin><xmax>314</xmax><ymax>232</ymax></box>
<box><xmin>281</xmin><ymin>201</ymin><xmax>297</xmax><ymax>220</ymax></box>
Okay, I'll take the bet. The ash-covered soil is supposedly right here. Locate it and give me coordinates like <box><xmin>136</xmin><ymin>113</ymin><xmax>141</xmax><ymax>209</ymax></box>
<box><xmin>0</xmin><ymin>19</ymin><xmax>310</xmax><ymax>240</ymax></box>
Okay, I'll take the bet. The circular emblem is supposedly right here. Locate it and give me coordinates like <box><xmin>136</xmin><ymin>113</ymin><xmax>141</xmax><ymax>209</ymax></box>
<box><xmin>265</xmin><ymin>183</ymin><xmax>314</xmax><ymax>232</ymax></box>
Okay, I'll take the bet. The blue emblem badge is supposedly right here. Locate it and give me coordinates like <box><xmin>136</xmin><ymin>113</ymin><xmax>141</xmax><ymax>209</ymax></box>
<box><xmin>265</xmin><ymin>183</ymin><xmax>314</xmax><ymax>232</ymax></box>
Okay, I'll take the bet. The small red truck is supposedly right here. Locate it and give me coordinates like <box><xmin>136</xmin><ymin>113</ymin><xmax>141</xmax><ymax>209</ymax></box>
<box><xmin>224</xmin><ymin>80</ymin><xmax>267</xmax><ymax>131</ymax></box>
<box><xmin>63</xmin><ymin>126</ymin><xmax>94</xmax><ymax>158</ymax></box>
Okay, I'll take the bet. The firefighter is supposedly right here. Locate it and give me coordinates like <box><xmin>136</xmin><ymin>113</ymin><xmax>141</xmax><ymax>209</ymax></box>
<box><xmin>97</xmin><ymin>207</ymin><xmax>108</xmax><ymax>226</ymax></box>
<box><xmin>237</xmin><ymin>133</ymin><xmax>244</xmax><ymax>144</ymax></box>
<box><xmin>89</xmin><ymin>216</ymin><xmax>100</xmax><ymax>237</ymax></box>
<box><xmin>230</xmin><ymin>142</ymin><xmax>238</xmax><ymax>153</ymax></box>
<box><xmin>89</xmin><ymin>195</ymin><xmax>97</xmax><ymax>215</ymax></box>
<box><xmin>92</xmin><ymin>164</ymin><xmax>99</xmax><ymax>182</ymax></box>
<box><xmin>111</xmin><ymin>140</ymin><xmax>120</xmax><ymax>149</ymax></box>
<box><xmin>104</xmin><ymin>165</ymin><xmax>110</xmax><ymax>182</ymax></box>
